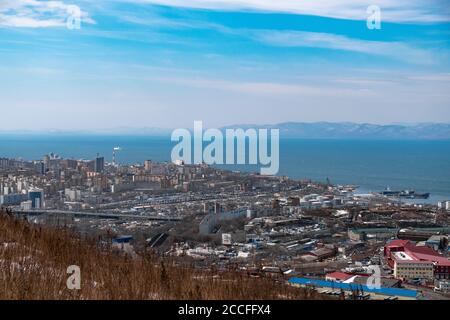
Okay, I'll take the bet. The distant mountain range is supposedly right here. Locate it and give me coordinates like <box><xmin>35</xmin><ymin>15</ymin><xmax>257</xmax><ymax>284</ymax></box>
<box><xmin>1</xmin><ymin>122</ymin><xmax>450</xmax><ymax>139</ymax></box>
<box><xmin>221</xmin><ymin>122</ymin><xmax>450</xmax><ymax>140</ymax></box>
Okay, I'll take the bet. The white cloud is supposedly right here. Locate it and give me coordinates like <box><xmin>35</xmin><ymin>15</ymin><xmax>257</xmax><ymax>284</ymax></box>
<box><xmin>131</xmin><ymin>0</ymin><xmax>450</xmax><ymax>23</ymax></box>
<box><xmin>117</xmin><ymin>13</ymin><xmax>233</xmax><ymax>34</ymax></box>
<box><xmin>105</xmin><ymin>9</ymin><xmax>436</xmax><ymax>65</ymax></box>
<box><xmin>0</xmin><ymin>0</ymin><xmax>95</xmax><ymax>28</ymax></box>
<box><xmin>408</xmin><ymin>73</ymin><xmax>450</xmax><ymax>82</ymax></box>
<box><xmin>142</xmin><ymin>75</ymin><xmax>374</xmax><ymax>98</ymax></box>
<box><xmin>249</xmin><ymin>30</ymin><xmax>433</xmax><ymax>64</ymax></box>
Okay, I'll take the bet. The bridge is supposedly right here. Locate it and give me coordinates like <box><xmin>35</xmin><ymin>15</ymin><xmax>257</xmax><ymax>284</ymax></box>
<box><xmin>15</xmin><ymin>209</ymin><xmax>182</xmax><ymax>221</ymax></box>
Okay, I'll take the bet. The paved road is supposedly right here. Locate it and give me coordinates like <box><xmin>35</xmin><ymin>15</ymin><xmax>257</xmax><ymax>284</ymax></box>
<box><xmin>15</xmin><ymin>209</ymin><xmax>181</xmax><ymax>221</ymax></box>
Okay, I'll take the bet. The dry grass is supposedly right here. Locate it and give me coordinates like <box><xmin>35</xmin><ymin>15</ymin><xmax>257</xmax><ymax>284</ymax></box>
<box><xmin>0</xmin><ymin>210</ymin><xmax>323</xmax><ymax>300</ymax></box>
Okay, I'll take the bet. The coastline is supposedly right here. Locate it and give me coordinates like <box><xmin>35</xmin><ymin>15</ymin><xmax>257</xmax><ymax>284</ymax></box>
<box><xmin>1</xmin><ymin>134</ymin><xmax>449</xmax><ymax>204</ymax></box>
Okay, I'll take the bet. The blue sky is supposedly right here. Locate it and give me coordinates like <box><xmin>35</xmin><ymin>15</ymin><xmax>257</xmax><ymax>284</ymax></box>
<box><xmin>0</xmin><ymin>0</ymin><xmax>449</xmax><ymax>130</ymax></box>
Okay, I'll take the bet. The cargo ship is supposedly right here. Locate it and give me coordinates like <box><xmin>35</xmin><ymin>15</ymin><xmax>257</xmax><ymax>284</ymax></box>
<box><xmin>379</xmin><ymin>188</ymin><xmax>430</xmax><ymax>199</ymax></box>
<box><xmin>399</xmin><ymin>190</ymin><xmax>430</xmax><ymax>199</ymax></box>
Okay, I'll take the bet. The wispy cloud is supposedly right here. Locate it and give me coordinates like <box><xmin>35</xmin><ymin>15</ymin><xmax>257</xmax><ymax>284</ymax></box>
<box><xmin>94</xmin><ymin>3</ymin><xmax>438</xmax><ymax>65</ymax></box>
<box><xmin>334</xmin><ymin>77</ymin><xmax>397</xmax><ymax>86</ymax></box>
<box><xmin>104</xmin><ymin>10</ymin><xmax>436</xmax><ymax>65</ymax></box>
<box><xmin>117</xmin><ymin>13</ymin><xmax>233</xmax><ymax>34</ymax></box>
<box><xmin>249</xmin><ymin>30</ymin><xmax>434</xmax><ymax>64</ymax></box>
<box><xmin>0</xmin><ymin>0</ymin><xmax>95</xmax><ymax>28</ymax></box>
<box><xmin>133</xmin><ymin>74</ymin><xmax>375</xmax><ymax>98</ymax></box>
<box><xmin>130</xmin><ymin>0</ymin><xmax>450</xmax><ymax>23</ymax></box>
<box><xmin>408</xmin><ymin>73</ymin><xmax>450</xmax><ymax>82</ymax></box>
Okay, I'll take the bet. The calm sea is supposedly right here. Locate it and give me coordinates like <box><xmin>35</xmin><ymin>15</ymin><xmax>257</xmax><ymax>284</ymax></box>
<box><xmin>1</xmin><ymin>134</ymin><xmax>449</xmax><ymax>203</ymax></box>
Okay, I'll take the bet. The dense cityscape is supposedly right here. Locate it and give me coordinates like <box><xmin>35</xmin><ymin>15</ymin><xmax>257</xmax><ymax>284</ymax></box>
<box><xmin>1</xmin><ymin>152</ymin><xmax>449</xmax><ymax>300</ymax></box>
<box><xmin>1</xmin><ymin>0</ymin><xmax>449</xmax><ymax>313</ymax></box>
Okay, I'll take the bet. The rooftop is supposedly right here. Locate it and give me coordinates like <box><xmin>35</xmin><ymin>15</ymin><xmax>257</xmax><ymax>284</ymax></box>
<box><xmin>289</xmin><ymin>278</ymin><xmax>418</xmax><ymax>298</ymax></box>
<box><xmin>393</xmin><ymin>251</ymin><xmax>414</xmax><ymax>261</ymax></box>
<box><xmin>326</xmin><ymin>272</ymin><xmax>354</xmax><ymax>282</ymax></box>
<box><xmin>387</xmin><ymin>240</ymin><xmax>450</xmax><ymax>267</ymax></box>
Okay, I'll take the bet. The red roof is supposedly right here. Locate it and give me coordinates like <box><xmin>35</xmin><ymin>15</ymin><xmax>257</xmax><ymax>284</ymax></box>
<box><xmin>408</xmin><ymin>251</ymin><xmax>450</xmax><ymax>267</ymax></box>
<box><xmin>386</xmin><ymin>239</ymin><xmax>410</xmax><ymax>248</ymax></box>
<box><xmin>326</xmin><ymin>272</ymin><xmax>354</xmax><ymax>281</ymax></box>
<box><xmin>405</xmin><ymin>242</ymin><xmax>435</xmax><ymax>254</ymax></box>
<box><xmin>387</xmin><ymin>240</ymin><xmax>450</xmax><ymax>267</ymax></box>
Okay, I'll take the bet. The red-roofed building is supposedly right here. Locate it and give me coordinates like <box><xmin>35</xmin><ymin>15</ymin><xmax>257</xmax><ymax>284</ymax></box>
<box><xmin>384</xmin><ymin>240</ymin><xmax>450</xmax><ymax>280</ymax></box>
<box><xmin>325</xmin><ymin>272</ymin><xmax>354</xmax><ymax>282</ymax></box>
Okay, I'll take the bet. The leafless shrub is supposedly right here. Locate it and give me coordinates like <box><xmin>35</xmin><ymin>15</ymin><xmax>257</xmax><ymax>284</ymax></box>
<box><xmin>0</xmin><ymin>211</ymin><xmax>325</xmax><ymax>300</ymax></box>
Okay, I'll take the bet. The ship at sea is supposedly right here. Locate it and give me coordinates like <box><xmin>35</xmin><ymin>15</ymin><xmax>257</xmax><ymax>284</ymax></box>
<box><xmin>379</xmin><ymin>188</ymin><xmax>430</xmax><ymax>199</ymax></box>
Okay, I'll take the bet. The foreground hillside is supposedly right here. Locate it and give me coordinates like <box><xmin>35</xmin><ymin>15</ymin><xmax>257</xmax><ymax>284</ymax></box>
<box><xmin>0</xmin><ymin>210</ymin><xmax>322</xmax><ymax>300</ymax></box>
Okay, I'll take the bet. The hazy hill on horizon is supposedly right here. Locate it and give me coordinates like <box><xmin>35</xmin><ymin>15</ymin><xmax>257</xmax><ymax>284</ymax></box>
<box><xmin>1</xmin><ymin>122</ymin><xmax>450</xmax><ymax>140</ymax></box>
<box><xmin>221</xmin><ymin>122</ymin><xmax>450</xmax><ymax>140</ymax></box>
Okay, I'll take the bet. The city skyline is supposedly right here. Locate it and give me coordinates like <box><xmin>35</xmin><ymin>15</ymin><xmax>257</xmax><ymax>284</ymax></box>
<box><xmin>1</xmin><ymin>0</ymin><xmax>450</xmax><ymax>130</ymax></box>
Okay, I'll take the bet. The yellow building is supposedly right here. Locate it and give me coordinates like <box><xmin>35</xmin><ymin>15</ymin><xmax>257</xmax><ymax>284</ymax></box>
<box><xmin>393</xmin><ymin>252</ymin><xmax>434</xmax><ymax>280</ymax></box>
